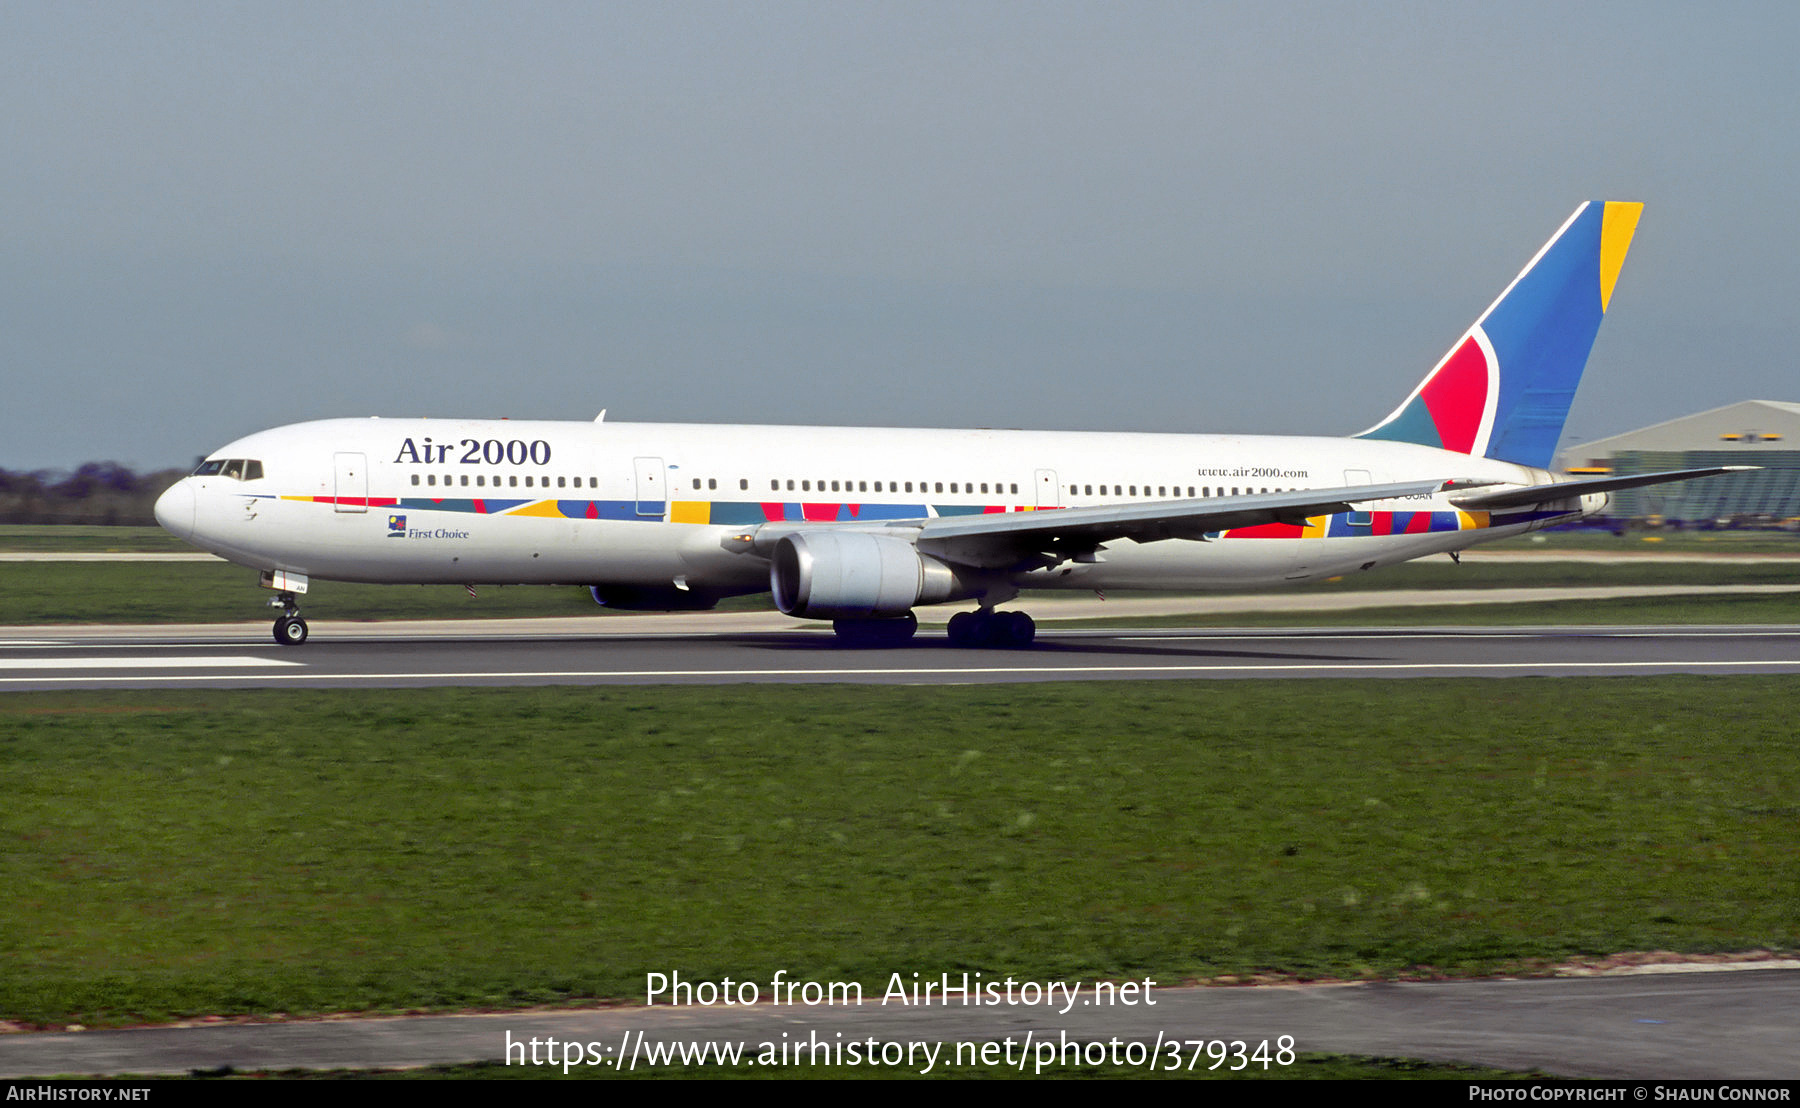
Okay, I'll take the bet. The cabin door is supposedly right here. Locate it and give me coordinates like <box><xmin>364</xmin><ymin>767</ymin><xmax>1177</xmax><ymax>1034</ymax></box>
<box><xmin>634</xmin><ymin>457</ymin><xmax>666</xmax><ymax>518</ymax></box>
<box><xmin>333</xmin><ymin>452</ymin><xmax>367</xmax><ymax>513</ymax></box>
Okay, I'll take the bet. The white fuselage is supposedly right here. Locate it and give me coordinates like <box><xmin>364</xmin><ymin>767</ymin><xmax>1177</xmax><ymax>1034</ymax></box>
<box><xmin>154</xmin><ymin>417</ymin><xmax>1588</xmax><ymax>602</ymax></box>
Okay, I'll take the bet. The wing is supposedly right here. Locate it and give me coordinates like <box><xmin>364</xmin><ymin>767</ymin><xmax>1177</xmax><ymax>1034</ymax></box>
<box><xmin>909</xmin><ymin>479</ymin><xmax>1484</xmax><ymax>569</ymax></box>
<box><xmin>743</xmin><ymin>479</ymin><xmax>1482</xmax><ymax>571</ymax></box>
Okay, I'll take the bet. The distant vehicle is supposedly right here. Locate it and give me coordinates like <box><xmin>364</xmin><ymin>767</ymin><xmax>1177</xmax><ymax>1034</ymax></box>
<box><xmin>156</xmin><ymin>202</ymin><xmax>1739</xmax><ymax>647</ymax></box>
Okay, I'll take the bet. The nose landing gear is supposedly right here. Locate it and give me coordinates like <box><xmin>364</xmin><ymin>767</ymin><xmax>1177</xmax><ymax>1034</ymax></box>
<box><xmin>270</xmin><ymin>592</ymin><xmax>308</xmax><ymax>646</ymax></box>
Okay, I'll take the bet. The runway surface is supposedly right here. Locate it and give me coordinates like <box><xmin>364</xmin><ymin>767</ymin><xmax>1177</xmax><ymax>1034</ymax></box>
<box><xmin>5</xmin><ymin>619</ymin><xmax>1800</xmax><ymax>690</ymax></box>
<box><xmin>2</xmin><ymin>965</ymin><xmax>1796</xmax><ymax>1078</ymax></box>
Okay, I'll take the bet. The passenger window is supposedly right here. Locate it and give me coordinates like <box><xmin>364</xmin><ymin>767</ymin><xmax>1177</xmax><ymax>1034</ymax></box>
<box><xmin>477</xmin><ymin>475</ymin><xmax>485</xmax><ymax>487</ymax></box>
<box><xmin>461</xmin><ymin>475</ymin><xmax>469</xmax><ymax>487</ymax></box>
<box><xmin>509</xmin><ymin>476</ymin><xmax>518</xmax><ymax>487</ymax></box>
<box><xmin>428</xmin><ymin>474</ymin><xmax>437</xmax><ymax>486</ymax></box>
<box><xmin>935</xmin><ymin>482</ymin><xmax>943</xmax><ymax>493</ymax></box>
<box><xmin>411</xmin><ymin>474</ymin><xmax>420</xmax><ymax>486</ymax></box>
<box><xmin>708</xmin><ymin>479</ymin><xmax>717</xmax><ymax>490</ymax></box>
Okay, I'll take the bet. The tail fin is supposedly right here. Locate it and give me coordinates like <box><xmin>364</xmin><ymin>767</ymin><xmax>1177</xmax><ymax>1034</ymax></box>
<box><xmin>1355</xmin><ymin>201</ymin><xmax>1643</xmax><ymax>469</ymax></box>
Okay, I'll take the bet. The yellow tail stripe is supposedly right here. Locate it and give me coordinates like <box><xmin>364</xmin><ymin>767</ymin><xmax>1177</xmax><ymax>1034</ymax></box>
<box><xmin>1598</xmin><ymin>201</ymin><xmax>1643</xmax><ymax>313</ymax></box>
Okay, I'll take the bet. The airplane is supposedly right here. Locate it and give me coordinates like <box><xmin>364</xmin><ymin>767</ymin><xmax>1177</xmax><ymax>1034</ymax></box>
<box><xmin>154</xmin><ymin>201</ymin><xmax>1742</xmax><ymax>648</ymax></box>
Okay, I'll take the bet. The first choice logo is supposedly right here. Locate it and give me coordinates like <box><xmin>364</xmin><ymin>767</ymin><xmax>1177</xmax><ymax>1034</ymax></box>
<box><xmin>395</xmin><ymin>437</ymin><xmax>553</xmax><ymax>466</ymax></box>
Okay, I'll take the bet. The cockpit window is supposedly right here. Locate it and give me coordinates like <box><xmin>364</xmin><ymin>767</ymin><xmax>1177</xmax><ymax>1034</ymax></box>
<box><xmin>193</xmin><ymin>458</ymin><xmax>263</xmax><ymax>480</ymax></box>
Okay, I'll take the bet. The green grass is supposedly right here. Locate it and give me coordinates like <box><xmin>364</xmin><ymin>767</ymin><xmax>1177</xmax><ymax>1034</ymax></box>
<box><xmin>1070</xmin><ymin>591</ymin><xmax>1800</xmax><ymax>628</ymax></box>
<box><xmin>0</xmin><ymin>526</ymin><xmax>192</xmax><ymax>553</ymax></box>
<box><xmin>1490</xmin><ymin>530</ymin><xmax>1800</xmax><ymax>555</ymax></box>
<box><xmin>4</xmin><ymin>556</ymin><xmax>1800</xmax><ymax>626</ymax></box>
<box><xmin>4</xmin><ymin>679</ymin><xmax>1795</xmax><ymax>1029</ymax></box>
<box><xmin>0</xmin><ymin>562</ymin><xmax>623</xmax><ymax>623</ymax></box>
<box><xmin>1299</xmin><ymin>559</ymin><xmax>1800</xmax><ymax>591</ymax></box>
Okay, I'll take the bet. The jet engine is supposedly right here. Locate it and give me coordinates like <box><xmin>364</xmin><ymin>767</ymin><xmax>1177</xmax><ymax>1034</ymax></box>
<box><xmin>770</xmin><ymin>531</ymin><xmax>968</xmax><ymax>619</ymax></box>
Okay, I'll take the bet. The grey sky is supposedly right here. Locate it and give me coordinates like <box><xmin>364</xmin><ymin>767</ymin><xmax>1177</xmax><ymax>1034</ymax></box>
<box><xmin>4</xmin><ymin>1</ymin><xmax>1795</xmax><ymax>470</ymax></box>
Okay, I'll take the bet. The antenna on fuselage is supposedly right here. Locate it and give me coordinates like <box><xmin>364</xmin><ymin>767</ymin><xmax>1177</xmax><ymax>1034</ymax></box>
<box><xmin>595</xmin><ymin>409</ymin><xmax>607</xmax><ymax>422</ymax></box>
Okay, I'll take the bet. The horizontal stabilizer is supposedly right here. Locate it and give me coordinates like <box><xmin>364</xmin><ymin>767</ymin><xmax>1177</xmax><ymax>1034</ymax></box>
<box><xmin>1449</xmin><ymin>467</ymin><xmax>1754</xmax><ymax>510</ymax></box>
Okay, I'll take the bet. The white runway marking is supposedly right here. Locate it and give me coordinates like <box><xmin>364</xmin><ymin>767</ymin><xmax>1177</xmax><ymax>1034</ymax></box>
<box><xmin>3</xmin><ymin>658</ymin><xmax>1799</xmax><ymax>685</ymax></box>
<box><xmin>0</xmin><ymin>656</ymin><xmax>302</xmax><ymax>670</ymax></box>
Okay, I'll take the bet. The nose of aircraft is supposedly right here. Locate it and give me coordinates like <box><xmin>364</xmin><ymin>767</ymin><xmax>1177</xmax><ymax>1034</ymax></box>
<box><xmin>154</xmin><ymin>480</ymin><xmax>195</xmax><ymax>541</ymax></box>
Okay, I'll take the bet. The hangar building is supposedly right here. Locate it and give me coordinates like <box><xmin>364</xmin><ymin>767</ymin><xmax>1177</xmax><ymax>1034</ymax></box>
<box><xmin>1559</xmin><ymin>400</ymin><xmax>1800</xmax><ymax>525</ymax></box>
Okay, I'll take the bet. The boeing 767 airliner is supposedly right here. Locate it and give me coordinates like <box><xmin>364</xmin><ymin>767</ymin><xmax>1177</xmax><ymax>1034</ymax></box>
<box><xmin>155</xmin><ymin>202</ymin><xmax>1738</xmax><ymax>647</ymax></box>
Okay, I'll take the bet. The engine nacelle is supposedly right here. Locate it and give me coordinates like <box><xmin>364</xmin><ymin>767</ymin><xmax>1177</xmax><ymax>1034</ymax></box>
<box><xmin>770</xmin><ymin>531</ymin><xmax>967</xmax><ymax>619</ymax></box>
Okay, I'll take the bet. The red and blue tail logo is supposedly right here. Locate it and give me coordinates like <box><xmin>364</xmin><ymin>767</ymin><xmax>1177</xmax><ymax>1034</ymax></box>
<box><xmin>1356</xmin><ymin>201</ymin><xmax>1643</xmax><ymax>469</ymax></box>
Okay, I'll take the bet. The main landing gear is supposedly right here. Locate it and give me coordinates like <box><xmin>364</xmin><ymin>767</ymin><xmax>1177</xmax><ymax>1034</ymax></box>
<box><xmin>270</xmin><ymin>592</ymin><xmax>308</xmax><ymax>646</ymax></box>
<box><xmin>828</xmin><ymin>609</ymin><xmax>1039</xmax><ymax>649</ymax></box>
<box><xmin>946</xmin><ymin>609</ymin><xmax>1036</xmax><ymax>649</ymax></box>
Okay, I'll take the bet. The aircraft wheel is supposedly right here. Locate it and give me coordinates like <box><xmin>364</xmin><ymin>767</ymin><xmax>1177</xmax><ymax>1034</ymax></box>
<box><xmin>1000</xmin><ymin>610</ymin><xmax>1036</xmax><ymax>648</ymax></box>
<box><xmin>273</xmin><ymin>615</ymin><xmax>309</xmax><ymax>646</ymax></box>
<box><xmin>948</xmin><ymin>610</ymin><xmax>1036</xmax><ymax>649</ymax></box>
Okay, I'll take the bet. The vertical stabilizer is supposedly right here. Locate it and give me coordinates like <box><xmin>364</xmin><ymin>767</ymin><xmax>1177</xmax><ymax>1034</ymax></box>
<box><xmin>1356</xmin><ymin>201</ymin><xmax>1643</xmax><ymax>469</ymax></box>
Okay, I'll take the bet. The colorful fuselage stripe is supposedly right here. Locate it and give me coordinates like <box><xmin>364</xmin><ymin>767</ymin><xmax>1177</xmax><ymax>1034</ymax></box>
<box><xmin>277</xmin><ymin>495</ymin><xmax>1571</xmax><ymax>538</ymax></box>
<box><xmin>1222</xmin><ymin>510</ymin><xmax>1506</xmax><ymax>539</ymax></box>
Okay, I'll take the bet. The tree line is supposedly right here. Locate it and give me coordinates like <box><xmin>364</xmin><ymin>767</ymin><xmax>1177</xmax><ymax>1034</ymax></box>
<box><xmin>0</xmin><ymin>462</ymin><xmax>191</xmax><ymax>525</ymax></box>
